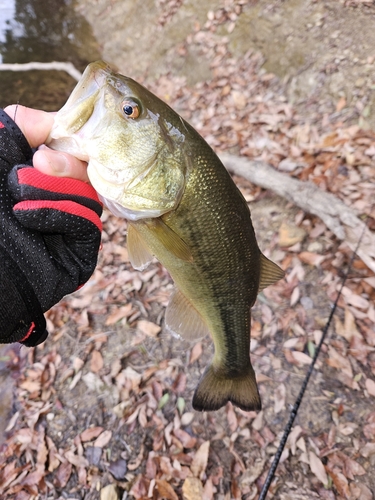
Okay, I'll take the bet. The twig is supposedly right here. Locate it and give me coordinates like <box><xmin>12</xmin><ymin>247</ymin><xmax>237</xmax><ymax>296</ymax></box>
<box><xmin>0</xmin><ymin>61</ymin><xmax>82</xmax><ymax>82</ymax></box>
<box><xmin>220</xmin><ymin>153</ymin><xmax>375</xmax><ymax>273</ymax></box>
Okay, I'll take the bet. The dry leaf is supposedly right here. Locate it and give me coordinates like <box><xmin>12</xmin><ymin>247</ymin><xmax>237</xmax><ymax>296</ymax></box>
<box><xmin>182</xmin><ymin>477</ymin><xmax>204</xmax><ymax>500</ymax></box>
<box><xmin>365</xmin><ymin>378</ymin><xmax>375</xmax><ymax>396</ymax></box>
<box><xmin>327</xmin><ymin>466</ymin><xmax>350</xmax><ymax>498</ymax></box>
<box><xmin>191</xmin><ymin>441</ymin><xmax>210</xmax><ymax>479</ymax></box>
<box><xmin>291</xmin><ymin>351</ymin><xmax>312</xmax><ymax>365</ymax></box>
<box><xmin>54</xmin><ymin>461</ymin><xmax>72</xmax><ymax>489</ymax></box>
<box><xmin>309</xmin><ymin>451</ymin><xmax>328</xmax><ymax>486</ymax></box>
<box><xmin>274</xmin><ymin>383</ymin><xmax>286</xmax><ymax>414</ymax></box>
<box><xmin>94</xmin><ymin>430</ymin><xmax>112</xmax><ymax>448</ymax></box>
<box><xmin>91</xmin><ymin>350</ymin><xmax>104</xmax><ymax>373</ymax></box>
<box><xmin>288</xmin><ymin>426</ymin><xmax>303</xmax><ymax>455</ymax></box>
<box><xmin>336</xmin><ymin>96</ymin><xmax>346</xmax><ymax>112</ymax></box>
<box><xmin>105</xmin><ymin>303</ymin><xmax>133</xmax><ymax>325</ymax></box>
<box><xmin>100</xmin><ymin>483</ymin><xmax>120</xmax><ymax>500</ymax></box>
<box><xmin>290</xmin><ymin>286</ymin><xmax>300</xmax><ymax>306</ymax></box>
<box><xmin>65</xmin><ymin>450</ymin><xmax>89</xmax><ymax>468</ymax></box>
<box><xmin>326</xmin><ymin>346</ymin><xmax>352</xmax><ymax>377</ymax></box>
<box><xmin>173</xmin><ymin>428</ymin><xmax>197</xmax><ymax>448</ymax></box>
<box><xmin>343</xmin><ymin>456</ymin><xmax>366</xmax><ymax>479</ymax></box>
<box><xmin>350</xmin><ymin>483</ymin><xmax>373</xmax><ymax>500</ymax></box>
<box><xmin>189</xmin><ymin>342</ymin><xmax>203</xmax><ymax>364</ymax></box>
<box><xmin>80</xmin><ymin>426</ymin><xmax>104</xmax><ymax>442</ymax></box>
<box><xmin>226</xmin><ymin>404</ymin><xmax>238</xmax><ymax>432</ymax></box>
<box><xmin>298</xmin><ymin>251</ymin><xmax>326</xmax><ymax>267</ymax></box>
<box><xmin>156</xmin><ymin>479</ymin><xmax>179</xmax><ymax>500</ymax></box>
<box><xmin>137</xmin><ymin>320</ymin><xmax>161</xmax><ymax>337</ymax></box>
<box><xmin>279</xmin><ymin>222</ymin><xmax>306</xmax><ymax>247</ymax></box>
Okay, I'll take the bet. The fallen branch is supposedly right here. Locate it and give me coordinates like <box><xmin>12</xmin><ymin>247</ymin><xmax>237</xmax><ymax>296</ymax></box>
<box><xmin>0</xmin><ymin>61</ymin><xmax>82</xmax><ymax>82</ymax></box>
<box><xmin>220</xmin><ymin>153</ymin><xmax>375</xmax><ymax>273</ymax></box>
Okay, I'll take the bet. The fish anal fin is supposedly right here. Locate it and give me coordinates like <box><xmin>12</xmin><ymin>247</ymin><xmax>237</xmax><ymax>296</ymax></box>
<box><xmin>192</xmin><ymin>364</ymin><xmax>261</xmax><ymax>412</ymax></box>
<box><xmin>127</xmin><ymin>223</ymin><xmax>154</xmax><ymax>271</ymax></box>
<box><xmin>258</xmin><ymin>253</ymin><xmax>285</xmax><ymax>292</ymax></box>
<box><xmin>165</xmin><ymin>289</ymin><xmax>209</xmax><ymax>340</ymax></box>
<box><xmin>147</xmin><ymin>219</ymin><xmax>193</xmax><ymax>263</ymax></box>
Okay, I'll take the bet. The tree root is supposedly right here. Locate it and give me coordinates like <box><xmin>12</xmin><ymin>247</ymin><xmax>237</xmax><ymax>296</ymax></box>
<box><xmin>220</xmin><ymin>153</ymin><xmax>375</xmax><ymax>273</ymax></box>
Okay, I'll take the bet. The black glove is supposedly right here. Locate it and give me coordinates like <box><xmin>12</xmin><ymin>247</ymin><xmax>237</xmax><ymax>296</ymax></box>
<box><xmin>0</xmin><ymin>109</ymin><xmax>102</xmax><ymax>346</ymax></box>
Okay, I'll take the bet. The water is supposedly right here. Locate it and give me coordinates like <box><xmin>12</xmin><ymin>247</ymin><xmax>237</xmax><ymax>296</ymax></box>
<box><xmin>0</xmin><ymin>0</ymin><xmax>100</xmax><ymax>110</ymax></box>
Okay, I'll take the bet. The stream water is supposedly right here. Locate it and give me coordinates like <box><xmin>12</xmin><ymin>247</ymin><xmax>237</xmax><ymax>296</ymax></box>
<box><xmin>0</xmin><ymin>0</ymin><xmax>100</xmax><ymax>110</ymax></box>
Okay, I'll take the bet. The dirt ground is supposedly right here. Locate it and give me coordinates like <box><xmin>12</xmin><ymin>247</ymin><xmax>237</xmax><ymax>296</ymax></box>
<box><xmin>2</xmin><ymin>1</ymin><xmax>375</xmax><ymax>499</ymax></box>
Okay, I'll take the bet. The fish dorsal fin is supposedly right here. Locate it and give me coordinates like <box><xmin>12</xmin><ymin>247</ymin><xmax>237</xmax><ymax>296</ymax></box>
<box><xmin>127</xmin><ymin>223</ymin><xmax>154</xmax><ymax>271</ymax></box>
<box><xmin>148</xmin><ymin>219</ymin><xmax>193</xmax><ymax>263</ymax></box>
<box><xmin>165</xmin><ymin>289</ymin><xmax>209</xmax><ymax>340</ymax></box>
<box><xmin>258</xmin><ymin>253</ymin><xmax>285</xmax><ymax>292</ymax></box>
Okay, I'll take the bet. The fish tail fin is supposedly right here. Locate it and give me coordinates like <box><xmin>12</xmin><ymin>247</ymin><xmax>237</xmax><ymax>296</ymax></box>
<box><xmin>192</xmin><ymin>364</ymin><xmax>261</xmax><ymax>412</ymax></box>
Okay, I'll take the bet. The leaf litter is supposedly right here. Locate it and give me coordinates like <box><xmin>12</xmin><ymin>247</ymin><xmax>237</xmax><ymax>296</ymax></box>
<box><xmin>2</xmin><ymin>1</ymin><xmax>375</xmax><ymax>499</ymax></box>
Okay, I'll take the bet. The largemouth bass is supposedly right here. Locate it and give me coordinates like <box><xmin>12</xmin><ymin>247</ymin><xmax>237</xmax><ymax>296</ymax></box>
<box><xmin>48</xmin><ymin>61</ymin><xmax>284</xmax><ymax>412</ymax></box>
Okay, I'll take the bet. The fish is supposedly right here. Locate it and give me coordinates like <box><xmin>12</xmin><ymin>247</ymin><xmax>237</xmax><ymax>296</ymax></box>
<box><xmin>48</xmin><ymin>61</ymin><xmax>284</xmax><ymax>412</ymax></box>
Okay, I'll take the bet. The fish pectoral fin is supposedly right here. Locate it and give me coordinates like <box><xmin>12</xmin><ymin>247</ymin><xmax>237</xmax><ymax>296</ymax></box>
<box><xmin>146</xmin><ymin>218</ymin><xmax>193</xmax><ymax>263</ymax></box>
<box><xmin>165</xmin><ymin>289</ymin><xmax>209</xmax><ymax>340</ymax></box>
<box><xmin>127</xmin><ymin>223</ymin><xmax>154</xmax><ymax>271</ymax></box>
<box><xmin>258</xmin><ymin>253</ymin><xmax>285</xmax><ymax>292</ymax></box>
<box><xmin>192</xmin><ymin>364</ymin><xmax>261</xmax><ymax>412</ymax></box>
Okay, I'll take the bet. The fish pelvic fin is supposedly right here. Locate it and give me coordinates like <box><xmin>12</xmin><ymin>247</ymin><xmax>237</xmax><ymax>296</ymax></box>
<box><xmin>127</xmin><ymin>223</ymin><xmax>154</xmax><ymax>271</ymax></box>
<box><xmin>165</xmin><ymin>289</ymin><xmax>210</xmax><ymax>340</ymax></box>
<box><xmin>192</xmin><ymin>364</ymin><xmax>261</xmax><ymax>412</ymax></box>
<box><xmin>258</xmin><ymin>253</ymin><xmax>285</xmax><ymax>292</ymax></box>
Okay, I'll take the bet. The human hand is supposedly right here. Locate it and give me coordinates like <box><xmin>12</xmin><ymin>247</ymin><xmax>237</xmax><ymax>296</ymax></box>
<box><xmin>0</xmin><ymin>107</ymin><xmax>101</xmax><ymax>346</ymax></box>
<box><xmin>4</xmin><ymin>105</ymin><xmax>89</xmax><ymax>182</ymax></box>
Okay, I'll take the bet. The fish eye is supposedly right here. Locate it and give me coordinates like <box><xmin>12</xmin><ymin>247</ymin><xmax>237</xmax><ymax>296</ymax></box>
<box><xmin>122</xmin><ymin>100</ymin><xmax>140</xmax><ymax>119</ymax></box>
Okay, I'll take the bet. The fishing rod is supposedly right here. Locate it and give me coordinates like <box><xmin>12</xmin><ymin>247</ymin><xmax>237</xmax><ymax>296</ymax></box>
<box><xmin>257</xmin><ymin>214</ymin><xmax>370</xmax><ymax>500</ymax></box>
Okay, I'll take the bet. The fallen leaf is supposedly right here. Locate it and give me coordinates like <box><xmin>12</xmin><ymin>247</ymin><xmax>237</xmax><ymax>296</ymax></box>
<box><xmin>326</xmin><ymin>346</ymin><xmax>352</xmax><ymax>377</ymax></box>
<box><xmin>274</xmin><ymin>383</ymin><xmax>286</xmax><ymax>414</ymax></box>
<box><xmin>298</xmin><ymin>251</ymin><xmax>326</xmax><ymax>267</ymax></box>
<box><xmin>309</xmin><ymin>451</ymin><xmax>328</xmax><ymax>486</ymax></box>
<box><xmin>173</xmin><ymin>428</ymin><xmax>197</xmax><ymax>448</ymax></box>
<box><xmin>279</xmin><ymin>222</ymin><xmax>306</xmax><ymax>247</ymax></box>
<box><xmin>108</xmin><ymin>458</ymin><xmax>127</xmax><ymax>481</ymax></box>
<box><xmin>94</xmin><ymin>430</ymin><xmax>112</xmax><ymax>448</ymax></box>
<box><xmin>105</xmin><ymin>303</ymin><xmax>133</xmax><ymax>325</ymax></box>
<box><xmin>182</xmin><ymin>477</ymin><xmax>204</xmax><ymax>500</ymax></box>
<box><xmin>327</xmin><ymin>466</ymin><xmax>350</xmax><ymax>498</ymax></box>
<box><xmin>343</xmin><ymin>455</ymin><xmax>366</xmax><ymax>479</ymax></box>
<box><xmin>360</xmin><ymin>442</ymin><xmax>375</xmax><ymax>458</ymax></box>
<box><xmin>350</xmin><ymin>483</ymin><xmax>373</xmax><ymax>500</ymax></box>
<box><xmin>336</xmin><ymin>96</ymin><xmax>346</xmax><ymax>112</ymax></box>
<box><xmin>365</xmin><ymin>378</ymin><xmax>375</xmax><ymax>396</ymax></box>
<box><xmin>100</xmin><ymin>483</ymin><xmax>120</xmax><ymax>500</ymax></box>
<box><xmin>291</xmin><ymin>351</ymin><xmax>312</xmax><ymax>365</ymax></box>
<box><xmin>156</xmin><ymin>479</ymin><xmax>179</xmax><ymax>500</ymax></box>
<box><xmin>54</xmin><ymin>461</ymin><xmax>72</xmax><ymax>489</ymax></box>
<box><xmin>137</xmin><ymin>320</ymin><xmax>161</xmax><ymax>337</ymax></box>
<box><xmin>90</xmin><ymin>350</ymin><xmax>104</xmax><ymax>373</ymax></box>
<box><xmin>189</xmin><ymin>342</ymin><xmax>203</xmax><ymax>364</ymax></box>
<box><xmin>226</xmin><ymin>404</ymin><xmax>238</xmax><ymax>432</ymax></box>
<box><xmin>65</xmin><ymin>450</ymin><xmax>89</xmax><ymax>468</ymax></box>
<box><xmin>80</xmin><ymin>426</ymin><xmax>104</xmax><ymax>442</ymax></box>
<box><xmin>191</xmin><ymin>441</ymin><xmax>210</xmax><ymax>479</ymax></box>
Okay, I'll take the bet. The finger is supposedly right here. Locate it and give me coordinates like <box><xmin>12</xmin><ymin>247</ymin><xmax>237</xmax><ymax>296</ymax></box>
<box><xmin>4</xmin><ymin>105</ymin><xmax>54</xmax><ymax>148</ymax></box>
<box><xmin>33</xmin><ymin>146</ymin><xmax>90</xmax><ymax>182</ymax></box>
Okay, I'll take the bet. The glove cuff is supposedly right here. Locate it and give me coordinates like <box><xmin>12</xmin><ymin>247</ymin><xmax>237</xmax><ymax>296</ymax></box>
<box><xmin>0</xmin><ymin>246</ymin><xmax>48</xmax><ymax>346</ymax></box>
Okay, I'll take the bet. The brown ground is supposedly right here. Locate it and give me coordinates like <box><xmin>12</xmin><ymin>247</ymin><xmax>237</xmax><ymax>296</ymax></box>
<box><xmin>1</xmin><ymin>1</ymin><xmax>375</xmax><ymax>499</ymax></box>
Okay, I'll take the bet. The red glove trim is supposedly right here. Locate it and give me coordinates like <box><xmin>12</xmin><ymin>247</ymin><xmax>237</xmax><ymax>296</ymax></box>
<box><xmin>17</xmin><ymin>168</ymin><xmax>100</xmax><ymax>203</ymax></box>
<box><xmin>13</xmin><ymin>200</ymin><xmax>102</xmax><ymax>231</ymax></box>
<box><xmin>19</xmin><ymin>322</ymin><xmax>35</xmax><ymax>343</ymax></box>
